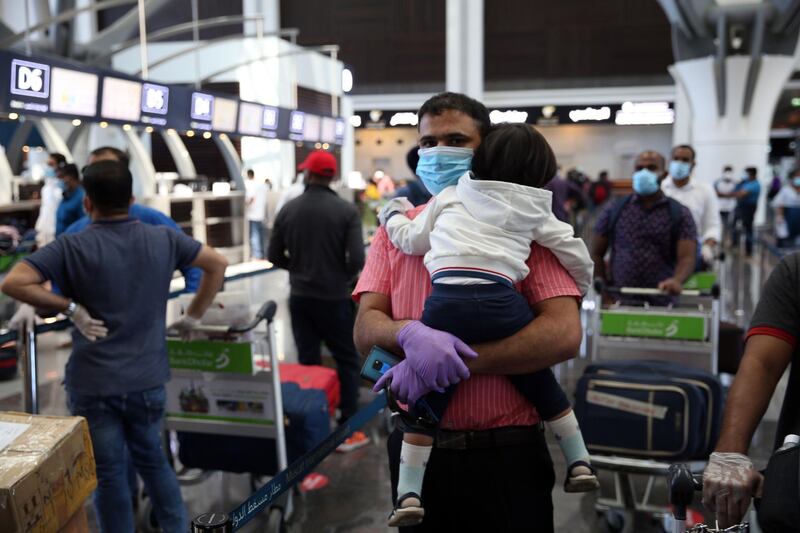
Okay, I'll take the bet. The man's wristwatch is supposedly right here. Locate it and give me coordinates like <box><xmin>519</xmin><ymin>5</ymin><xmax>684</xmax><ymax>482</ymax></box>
<box><xmin>63</xmin><ymin>301</ymin><xmax>77</xmax><ymax>318</ymax></box>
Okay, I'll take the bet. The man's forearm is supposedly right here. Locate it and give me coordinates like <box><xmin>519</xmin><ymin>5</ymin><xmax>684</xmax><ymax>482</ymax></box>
<box><xmin>353</xmin><ymin>292</ymin><xmax>411</xmax><ymax>356</ymax></box>
<box><xmin>186</xmin><ymin>267</ymin><xmax>225</xmax><ymax>319</ymax></box>
<box><xmin>715</xmin><ymin>336</ymin><xmax>791</xmax><ymax>453</ymax></box>
<box><xmin>3</xmin><ymin>283</ymin><xmax>69</xmax><ymax>312</ymax></box>
<box><xmin>468</xmin><ymin>296</ymin><xmax>582</xmax><ymax>375</ymax></box>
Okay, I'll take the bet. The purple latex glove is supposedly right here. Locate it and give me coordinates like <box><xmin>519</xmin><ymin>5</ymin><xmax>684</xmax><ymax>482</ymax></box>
<box><xmin>397</xmin><ymin>320</ymin><xmax>478</xmax><ymax>389</ymax></box>
<box><xmin>372</xmin><ymin>360</ymin><xmax>444</xmax><ymax>405</ymax></box>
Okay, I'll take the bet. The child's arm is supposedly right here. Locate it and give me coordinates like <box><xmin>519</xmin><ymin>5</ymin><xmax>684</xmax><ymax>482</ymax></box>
<box><xmin>531</xmin><ymin>215</ymin><xmax>594</xmax><ymax>296</ymax></box>
<box><xmin>378</xmin><ymin>197</ymin><xmax>439</xmax><ymax>256</ymax></box>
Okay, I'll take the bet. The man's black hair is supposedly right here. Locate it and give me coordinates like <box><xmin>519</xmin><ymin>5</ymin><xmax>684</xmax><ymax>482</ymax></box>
<box><xmin>60</xmin><ymin>163</ymin><xmax>79</xmax><ymax>181</ymax></box>
<box><xmin>599</xmin><ymin>170</ymin><xmax>609</xmax><ymax>179</ymax></box>
<box><xmin>417</xmin><ymin>92</ymin><xmax>491</xmax><ymax>138</ymax></box>
<box><xmin>82</xmin><ymin>160</ymin><xmax>132</xmax><ymax>215</ymax></box>
<box><xmin>246</xmin><ymin>168</ymin><xmax>255</xmax><ymax>177</ymax></box>
<box><xmin>406</xmin><ymin>146</ymin><xmax>420</xmax><ymax>175</ymax></box>
<box><xmin>673</xmin><ymin>144</ymin><xmax>696</xmax><ymax>161</ymax></box>
<box><xmin>90</xmin><ymin>146</ymin><xmax>130</xmax><ymax>168</ymax></box>
<box><xmin>49</xmin><ymin>152</ymin><xmax>66</xmax><ymax>167</ymax></box>
<box><xmin>746</xmin><ymin>166</ymin><xmax>758</xmax><ymax>177</ymax></box>
<box><xmin>471</xmin><ymin>123</ymin><xmax>557</xmax><ymax>188</ymax></box>
<box><xmin>723</xmin><ymin>165</ymin><xmax>733</xmax><ymax>172</ymax></box>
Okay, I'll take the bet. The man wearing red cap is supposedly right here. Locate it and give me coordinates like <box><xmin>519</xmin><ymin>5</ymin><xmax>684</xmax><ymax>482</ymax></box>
<box><xmin>268</xmin><ymin>150</ymin><xmax>369</xmax><ymax>451</ymax></box>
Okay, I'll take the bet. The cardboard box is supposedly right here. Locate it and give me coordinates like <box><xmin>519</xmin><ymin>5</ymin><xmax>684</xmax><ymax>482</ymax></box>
<box><xmin>0</xmin><ymin>412</ymin><xmax>96</xmax><ymax>533</ymax></box>
<box><xmin>57</xmin><ymin>506</ymin><xmax>88</xmax><ymax>533</ymax></box>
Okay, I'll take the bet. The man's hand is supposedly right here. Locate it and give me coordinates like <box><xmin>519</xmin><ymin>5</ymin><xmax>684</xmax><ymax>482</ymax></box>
<box><xmin>70</xmin><ymin>304</ymin><xmax>108</xmax><ymax>342</ymax></box>
<box><xmin>378</xmin><ymin>197</ymin><xmax>414</xmax><ymax>226</ymax></box>
<box><xmin>701</xmin><ymin>243</ymin><xmax>716</xmax><ymax>265</ymax></box>
<box><xmin>702</xmin><ymin>452</ymin><xmax>762</xmax><ymax>528</ymax></box>
<box><xmin>397</xmin><ymin>320</ymin><xmax>477</xmax><ymax>389</ymax></box>
<box><xmin>658</xmin><ymin>277</ymin><xmax>683</xmax><ymax>295</ymax></box>
<box><xmin>9</xmin><ymin>304</ymin><xmax>37</xmax><ymax>330</ymax></box>
<box><xmin>168</xmin><ymin>315</ymin><xmax>200</xmax><ymax>341</ymax></box>
<box><xmin>372</xmin><ymin>359</ymin><xmax>444</xmax><ymax>404</ymax></box>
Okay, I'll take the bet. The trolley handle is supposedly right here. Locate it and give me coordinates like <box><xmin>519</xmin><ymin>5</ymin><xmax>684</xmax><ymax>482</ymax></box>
<box><xmin>669</xmin><ymin>463</ymin><xmax>750</xmax><ymax>533</ymax></box>
<box><xmin>601</xmin><ymin>285</ymin><xmax>702</xmax><ymax>298</ymax></box>
<box><xmin>227</xmin><ymin>301</ymin><xmax>277</xmax><ymax>334</ymax></box>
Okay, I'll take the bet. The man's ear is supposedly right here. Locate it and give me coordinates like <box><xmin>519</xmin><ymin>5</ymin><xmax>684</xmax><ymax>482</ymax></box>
<box><xmin>83</xmin><ymin>195</ymin><xmax>93</xmax><ymax>215</ymax></box>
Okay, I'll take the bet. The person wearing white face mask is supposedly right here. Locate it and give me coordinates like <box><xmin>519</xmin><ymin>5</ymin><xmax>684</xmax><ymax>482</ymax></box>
<box><xmin>715</xmin><ymin>165</ymin><xmax>738</xmax><ymax>245</ymax></box>
<box><xmin>34</xmin><ymin>152</ymin><xmax>66</xmax><ymax>248</ymax></box>
<box><xmin>592</xmin><ymin>150</ymin><xmax>698</xmax><ymax>296</ymax></box>
<box><xmin>662</xmin><ymin>144</ymin><xmax>722</xmax><ymax>269</ymax></box>
<box><xmin>771</xmin><ymin>168</ymin><xmax>800</xmax><ymax>246</ymax></box>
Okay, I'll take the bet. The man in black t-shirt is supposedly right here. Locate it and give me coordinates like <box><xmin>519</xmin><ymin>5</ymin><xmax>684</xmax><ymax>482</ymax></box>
<box><xmin>702</xmin><ymin>252</ymin><xmax>800</xmax><ymax>527</ymax></box>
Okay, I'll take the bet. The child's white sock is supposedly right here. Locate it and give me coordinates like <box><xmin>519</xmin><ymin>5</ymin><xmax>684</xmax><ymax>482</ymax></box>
<box><xmin>397</xmin><ymin>442</ymin><xmax>432</xmax><ymax>498</ymax></box>
<box><xmin>546</xmin><ymin>410</ymin><xmax>590</xmax><ymax>470</ymax></box>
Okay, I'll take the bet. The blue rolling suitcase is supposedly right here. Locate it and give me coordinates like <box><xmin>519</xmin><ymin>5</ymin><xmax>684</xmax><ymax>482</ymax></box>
<box><xmin>177</xmin><ymin>382</ymin><xmax>331</xmax><ymax>475</ymax></box>
<box><xmin>574</xmin><ymin>361</ymin><xmax>723</xmax><ymax>460</ymax></box>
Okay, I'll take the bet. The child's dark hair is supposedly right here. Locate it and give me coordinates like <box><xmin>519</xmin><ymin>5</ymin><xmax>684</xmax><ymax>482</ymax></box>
<box><xmin>471</xmin><ymin>123</ymin><xmax>557</xmax><ymax>188</ymax></box>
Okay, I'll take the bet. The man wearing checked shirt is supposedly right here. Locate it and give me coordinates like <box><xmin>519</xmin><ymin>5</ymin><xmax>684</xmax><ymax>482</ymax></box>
<box><xmin>353</xmin><ymin>92</ymin><xmax>582</xmax><ymax>532</ymax></box>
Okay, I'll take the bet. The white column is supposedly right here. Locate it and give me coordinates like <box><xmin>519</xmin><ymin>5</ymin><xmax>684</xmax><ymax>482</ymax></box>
<box><xmin>446</xmin><ymin>0</ymin><xmax>483</xmax><ymax>100</ymax></box>
<box><xmin>340</xmin><ymin>95</ymin><xmax>354</xmax><ymax>184</ymax></box>
<box><xmin>671</xmin><ymin>55</ymin><xmax>795</xmax><ymax>224</ymax></box>
<box><xmin>669</xmin><ymin>69</ymin><xmax>692</xmax><ymax>147</ymax></box>
<box><xmin>243</xmin><ymin>0</ymin><xmax>280</xmax><ymax>35</ymax></box>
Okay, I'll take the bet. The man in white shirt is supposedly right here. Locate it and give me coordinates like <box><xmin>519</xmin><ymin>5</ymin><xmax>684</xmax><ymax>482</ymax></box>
<box><xmin>245</xmin><ymin>169</ymin><xmax>268</xmax><ymax>260</ymax></box>
<box><xmin>772</xmin><ymin>168</ymin><xmax>800</xmax><ymax>245</ymax></box>
<box><xmin>715</xmin><ymin>165</ymin><xmax>738</xmax><ymax>244</ymax></box>
<box><xmin>275</xmin><ymin>173</ymin><xmax>306</xmax><ymax>215</ymax></box>
<box><xmin>662</xmin><ymin>144</ymin><xmax>722</xmax><ymax>268</ymax></box>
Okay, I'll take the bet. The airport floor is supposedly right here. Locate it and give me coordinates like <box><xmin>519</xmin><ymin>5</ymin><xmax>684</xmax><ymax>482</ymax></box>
<box><xmin>0</xmin><ymin>245</ymin><xmax>788</xmax><ymax>532</ymax></box>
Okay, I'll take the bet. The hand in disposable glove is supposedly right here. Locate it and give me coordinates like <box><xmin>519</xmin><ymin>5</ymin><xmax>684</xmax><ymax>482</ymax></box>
<box><xmin>702</xmin><ymin>452</ymin><xmax>763</xmax><ymax>528</ymax></box>
<box><xmin>71</xmin><ymin>304</ymin><xmax>109</xmax><ymax>342</ymax></box>
<box><xmin>396</xmin><ymin>321</ymin><xmax>478</xmax><ymax>390</ymax></box>
<box><xmin>378</xmin><ymin>197</ymin><xmax>414</xmax><ymax>227</ymax></box>
<box><xmin>372</xmin><ymin>359</ymin><xmax>443</xmax><ymax>405</ymax></box>
<box><xmin>9</xmin><ymin>303</ymin><xmax>38</xmax><ymax>330</ymax></box>
<box><xmin>168</xmin><ymin>315</ymin><xmax>201</xmax><ymax>341</ymax></box>
<box><xmin>701</xmin><ymin>243</ymin><xmax>716</xmax><ymax>265</ymax></box>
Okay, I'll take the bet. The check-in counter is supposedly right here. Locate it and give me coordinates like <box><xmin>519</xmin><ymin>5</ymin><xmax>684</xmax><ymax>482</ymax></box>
<box><xmin>147</xmin><ymin>191</ymin><xmax>245</xmax><ymax>264</ymax></box>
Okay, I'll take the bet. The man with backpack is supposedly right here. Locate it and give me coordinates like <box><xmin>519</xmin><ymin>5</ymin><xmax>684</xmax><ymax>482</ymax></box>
<box><xmin>591</xmin><ymin>150</ymin><xmax>698</xmax><ymax>294</ymax></box>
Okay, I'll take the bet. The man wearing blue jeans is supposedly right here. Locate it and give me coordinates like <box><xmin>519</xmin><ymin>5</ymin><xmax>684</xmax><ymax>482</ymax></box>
<box><xmin>1</xmin><ymin>160</ymin><xmax>228</xmax><ymax>533</ymax></box>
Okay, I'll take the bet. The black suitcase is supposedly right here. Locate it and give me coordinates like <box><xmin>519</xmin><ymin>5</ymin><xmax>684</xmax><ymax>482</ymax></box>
<box><xmin>177</xmin><ymin>382</ymin><xmax>331</xmax><ymax>475</ymax></box>
<box><xmin>575</xmin><ymin>361</ymin><xmax>723</xmax><ymax>460</ymax></box>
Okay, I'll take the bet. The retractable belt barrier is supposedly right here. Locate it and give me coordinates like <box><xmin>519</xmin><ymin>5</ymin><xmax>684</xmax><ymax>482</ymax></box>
<box><xmin>191</xmin><ymin>393</ymin><xmax>388</xmax><ymax>532</ymax></box>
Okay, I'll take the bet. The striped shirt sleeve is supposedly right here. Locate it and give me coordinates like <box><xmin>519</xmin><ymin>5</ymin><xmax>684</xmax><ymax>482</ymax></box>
<box><xmin>352</xmin><ymin>226</ymin><xmax>393</xmax><ymax>302</ymax></box>
<box><xmin>519</xmin><ymin>243</ymin><xmax>581</xmax><ymax>305</ymax></box>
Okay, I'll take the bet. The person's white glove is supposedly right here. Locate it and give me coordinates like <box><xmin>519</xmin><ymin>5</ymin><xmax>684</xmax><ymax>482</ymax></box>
<box><xmin>378</xmin><ymin>197</ymin><xmax>414</xmax><ymax>226</ymax></box>
<box><xmin>702</xmin><ymin>452</ymin><xmax>763</xmax><ymax>528</ymax></box>
<box><xmin>776</xmin><ymin>217</ymin><xmax>790</xmax><ymax>239</ymax></box>
<box><xmin>70</xmin><ymin>304</ymin><xmax>109</xmax><ymax>342</ymax></box>
<box><xmin>168</xmin><ymin>315</ymin><xmax>201</xmax><ymax>341</ymax></box>
<box><xmin>701</xmin><ymin>243</ymin><xmax>716</xmax><ymax>265</ymax></box>
<box><xmin>9</xmin><ymin>303</ymin><xmax>38</xmax><ymax>330</ymax></box>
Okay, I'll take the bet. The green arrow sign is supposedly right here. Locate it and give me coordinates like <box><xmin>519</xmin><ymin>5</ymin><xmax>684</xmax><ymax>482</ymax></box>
<box><xmin>167</xmin><ymin>340</ymin><xmax>253</xmax><ymax>374</ymax></box>
<box><xmin>600</xmin><ymin>312</ymin><xmax>706</xmax><ymax>341</ymax></box>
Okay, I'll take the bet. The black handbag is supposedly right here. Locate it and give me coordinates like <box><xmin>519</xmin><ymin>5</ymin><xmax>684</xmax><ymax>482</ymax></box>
<box><xmin>758</xmin><ymin>441</ymin><xmax>800</xmax><ymax>532</ymax></box>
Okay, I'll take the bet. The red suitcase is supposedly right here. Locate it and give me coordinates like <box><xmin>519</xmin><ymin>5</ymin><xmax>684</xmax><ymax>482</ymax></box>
<box><xmin>280</xmin><ymin>363</ymin><xmax>340</xmax><ymax>416</ymax></box>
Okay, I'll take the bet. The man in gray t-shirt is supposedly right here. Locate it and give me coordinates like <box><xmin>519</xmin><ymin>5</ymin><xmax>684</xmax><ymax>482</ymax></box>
<box><xmin>700</xmin><ymin>252</ymin><xmax>800</xmax><ymax>528</ymax></box>
<box><xmin>1</xmin><ymin>161</ymin><xmax>228</xmax><ymax>533</ymax></box>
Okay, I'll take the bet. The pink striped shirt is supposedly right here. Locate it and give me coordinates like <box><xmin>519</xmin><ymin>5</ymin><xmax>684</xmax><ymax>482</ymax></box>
<box><xmin>353</xmin><ymin>205</ymin><xmax>581</xmax><ymax>431</ymax></box>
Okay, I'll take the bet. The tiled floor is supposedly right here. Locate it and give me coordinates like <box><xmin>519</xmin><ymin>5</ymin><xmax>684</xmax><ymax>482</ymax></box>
<box><xmin>0</xmin><ymin>252</ymin><xmax>785</xmax><ymax>532</ymax></box>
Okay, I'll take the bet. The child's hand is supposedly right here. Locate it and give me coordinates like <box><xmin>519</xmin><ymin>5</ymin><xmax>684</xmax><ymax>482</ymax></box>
<box><xmin>378</xmin><ymin>197</ymin><xmax>414</xmax><ymax>226</ymax></box>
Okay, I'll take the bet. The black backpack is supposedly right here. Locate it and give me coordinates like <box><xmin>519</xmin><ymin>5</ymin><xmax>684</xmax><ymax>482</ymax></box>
<box><xmin>606</xmin><ymin>194</ymin><xmax>685</xmax><ymax>262</ymax></box>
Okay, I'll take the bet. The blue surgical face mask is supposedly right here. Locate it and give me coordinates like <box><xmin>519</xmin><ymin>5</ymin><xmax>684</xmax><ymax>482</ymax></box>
<box><xmin>44</xmin><ymin>166</ymin><xmax>56</xmax><ymax>179</ymax></box>
<box><xmin>793</xmin><ymin>177</ymin><xmax>800</xmax><ymax>188</ymax></box>
<box><xmin>632</xmin><ymin>168</ymin><xmax>661</xmax><ymax>196</ymax></box>
<box><xmin>57</xmin><ymin>179</ymin><xmax>67</xmax><ymax>191</ymax></box>
<box><xmin>416</xmin><ymin>146</ymin><xmax>473</xmax><ymax>195</ymax></box>
<box><xmin>669</xmin><ymin>160</ymin><xmax>691</xmax><ymax>181</ymax></box>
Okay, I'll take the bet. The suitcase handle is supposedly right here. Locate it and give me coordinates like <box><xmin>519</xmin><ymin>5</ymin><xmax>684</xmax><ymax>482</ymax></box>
<box><xmin>228</xmin><ymin>301</ymin><xmax>277</xmax><ymax>334</ymax></box>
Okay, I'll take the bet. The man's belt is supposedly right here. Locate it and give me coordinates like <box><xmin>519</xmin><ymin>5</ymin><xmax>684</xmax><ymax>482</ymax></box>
<box><xmin>434</xmin><ymin>424</ymin><xmax>543</xmax><ymax>450</ymax></box>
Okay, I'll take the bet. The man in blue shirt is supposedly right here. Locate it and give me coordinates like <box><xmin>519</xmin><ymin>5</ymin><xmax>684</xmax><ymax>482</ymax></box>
<box><xmin>55</xmin><ymin>164</ymin><xmax>85</xmax><ymax>236</ymax></box>
<box><xmin>722</xmin><ymin>166</ymin><xmax>761</xmax><ymax>256</ymax></box>
<box><xmin>1</xmin><ymin>160</ymin><xmax>228</xmax><ymax>533</ymax></box>
<box><xmin>64</xmin><ymin>146</ymin><xmax>202</xmax><ymax>293</ymax></box>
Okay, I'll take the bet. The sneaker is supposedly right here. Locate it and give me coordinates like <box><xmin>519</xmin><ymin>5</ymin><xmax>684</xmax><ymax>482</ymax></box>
<box><xmin>336</xmin><ymin>431</ymin><xmax>370</xmax><ymax>452</ymax></box>
<box><xmin>387</xmin><ymin>492</ymin><xmax>424</xmax><ymax>527</ymax></box>
<box><xmin>564</xmin><ymin>460</ymin><xmax>600</xmax><ymax>493</ymax></box>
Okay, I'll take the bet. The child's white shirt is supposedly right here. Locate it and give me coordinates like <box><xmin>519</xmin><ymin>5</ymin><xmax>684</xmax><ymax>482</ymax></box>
<box><xmin>382</xmin><ymin>172</ymin><xmax>594</xmax><ymax>295</ymax></box>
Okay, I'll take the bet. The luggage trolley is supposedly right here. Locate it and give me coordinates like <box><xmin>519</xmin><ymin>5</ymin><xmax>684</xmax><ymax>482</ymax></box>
<box><xmin>162</xmin><ymin>300</ymin><xmax>294</xmax><ymax>532</ymax></box>
<box><xmin>586</xmin><ymin>282</ymin><xmax>722</xmax><ymax>532</ymax></box>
